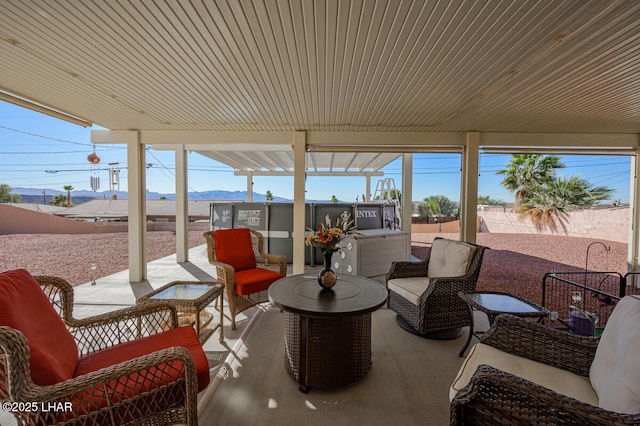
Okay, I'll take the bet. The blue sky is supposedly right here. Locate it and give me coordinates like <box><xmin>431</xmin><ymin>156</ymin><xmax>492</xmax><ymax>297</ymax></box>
<box><xmin>0</xmin><ymin>101</ymin><xmax>631</xmax><ymax>203</ymax></box>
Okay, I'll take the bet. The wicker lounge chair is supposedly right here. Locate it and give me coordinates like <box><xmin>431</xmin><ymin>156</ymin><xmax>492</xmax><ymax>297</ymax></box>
<box><xmin>385</xmin><ymin>237</ymin><xmax>487</xmax><ymax>339</ymax></box>
<box><xmin>203</xmin><ymin>228</ymin><xmax>287</xmax><ymax>329</ymax></box>
<box><xmin>0</xmin><ymin>269</ymin><xmax>208</xmax><ymax>426</ymax></box>
<box><xmin>450</xmin><ymin>295</ymin><xmax>640</xmax><ymax>425</ymax></box>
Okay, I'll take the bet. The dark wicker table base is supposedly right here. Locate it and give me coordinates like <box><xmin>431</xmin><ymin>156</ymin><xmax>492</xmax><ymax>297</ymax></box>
<box><xmin>395</xmin><ymin>314</ymin><xmax>463</xmax><ymax>339</ymax></box>
<box><xmin>284</xmin><ymin>311</ymin><xmax>373</xmax><ymax>392</ymax></box>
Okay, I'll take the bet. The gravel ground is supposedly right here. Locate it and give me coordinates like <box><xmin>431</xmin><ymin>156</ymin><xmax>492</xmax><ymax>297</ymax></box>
<box><xmin>0</xmin><ymin>231</ymin><xmax>205</xmax><ymax>286</ymax></box>
<box><xmin>412</xmin><ymin>233</ymin><xmax>628</xmax><ymax>304</ymax></box>
<box><xmin>0</xmin><ymin>231</ymin><xmax>628</xmax><ymax>305</ymax></box>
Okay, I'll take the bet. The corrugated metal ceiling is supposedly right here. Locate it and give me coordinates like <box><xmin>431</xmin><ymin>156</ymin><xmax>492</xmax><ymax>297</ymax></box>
<box><xmin>1</xmin><ymin>0</ymin><xmax>639</xmax><ymax>172</ymax></box>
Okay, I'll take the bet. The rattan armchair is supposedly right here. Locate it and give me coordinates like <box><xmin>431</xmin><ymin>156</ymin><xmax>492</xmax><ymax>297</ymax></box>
<box><xmin>0</xmin><ymin>272</ymin><xmax>206</xmax><ymax>426</ymax></box>
<box><xmin>203</xmin><ymin>228</ymin><xmax>287</xmax><ymax>329</ymax></box>
<box><xmin>450</xmin><ymin>313</ymin><xmax>640</xmax><ymax>425</ymax></box>
<box><xmin>385</xmin><ymin>238</ymin><xmax>487</xmax><ymax>339</ymax></box>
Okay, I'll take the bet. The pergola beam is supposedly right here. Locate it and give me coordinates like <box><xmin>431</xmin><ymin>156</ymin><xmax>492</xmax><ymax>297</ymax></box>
<box><xmin>92</xmin><ymin>129</ymin><xmax>640</xmax><ymax>284</ymax></box>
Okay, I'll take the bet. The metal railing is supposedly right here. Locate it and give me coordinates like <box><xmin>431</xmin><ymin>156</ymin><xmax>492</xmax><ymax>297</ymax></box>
<box><xmin>542</xmin><ymin>272</ymin><xmax>623</xmax><ymax>334</ymax></box>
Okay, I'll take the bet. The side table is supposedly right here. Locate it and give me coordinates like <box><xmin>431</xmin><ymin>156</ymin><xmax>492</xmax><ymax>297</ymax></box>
<box><xmin>458</xmin><ymin>291</ymin><xmax>549</xmax><ymax>357</ymax></box>
<box><xmin>137</xmin><ymin>280</ymin><xmax>225</xmax><ymax>344</ymax></box>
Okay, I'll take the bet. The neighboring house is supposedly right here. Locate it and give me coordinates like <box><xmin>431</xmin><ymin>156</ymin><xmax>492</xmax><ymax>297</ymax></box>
<box><xmin>54</xmin><ymin>199</ymin><xmax>212</xmax><ymax>223</ymax></box>
<box><xmin>6</xmin><ymin>202</ymin><xmax>68</xmax><ymax>215</ymax></box>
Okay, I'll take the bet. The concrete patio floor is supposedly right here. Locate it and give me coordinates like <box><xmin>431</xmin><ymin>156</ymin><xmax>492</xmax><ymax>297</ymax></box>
<box><xmin>1</xmin><ymin>244</ymin><xmax>485</xmax><ymax>425</ymax></box>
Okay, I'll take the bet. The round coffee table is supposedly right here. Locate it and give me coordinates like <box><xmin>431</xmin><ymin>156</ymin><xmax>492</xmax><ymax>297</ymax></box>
<box><xmin>268</xmin><ymin>274</ymin><xmax>387</xmax><ymax>392</ymax></box>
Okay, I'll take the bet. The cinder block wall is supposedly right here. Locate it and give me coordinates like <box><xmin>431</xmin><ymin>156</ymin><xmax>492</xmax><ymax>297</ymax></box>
<box><xmin>477</xmin><ymin>207</ymin><xmax>629</xmax><ymax>243</ymax></box>
<box><xmin>0</xmin><ymin>204</ymin><xmax>211</xmax><ymax>235</ymax></box>
<box><xmin>0</xmin><ymin>204</ymin><xmax>96</xmax><ymax>234</ymax></box>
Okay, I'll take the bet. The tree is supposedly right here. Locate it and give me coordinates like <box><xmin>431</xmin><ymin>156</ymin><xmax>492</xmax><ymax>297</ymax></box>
<box><xmin>477</xmin><ymin>195</ymin><xmax>505</xmax><ymax>206</ymax></box>
<box><xmin>331</xmin><ymin>195</ymin><xmax>338</xmax><ymax>204</ymax></box>
<box><xmin>496</xmin><ymin>154</ymin><xmax>564</xmax><ymax>202</ymax></box>
<box><xmin>0</xmin><ymin>184</ymin><xmax>21</xmax><ymax>203</ymax></box>
<box><xmin>63</xmin><ymin>185</ymin><xmax>74</xmax><ymax>207</ymax></box>
<box><xmin>497</xmin><ymin>154</ymin><xmax>613</xmax><ymax>231</ymax></box>
<box><xmin>515</xmin><ymin>176</ymin><xmax>613</xmax><ymax>231</ymax></box>
<box><xmin>374</xmin><ymin>189</ymin><xmax>402</xmax><ymax>203</ymax></box>
<box><xmin>418</xmin><ymin>195</ymin><xmax>459</xmax><ymax>217</ymax></box>
<box><xmin>50</xmin><ymin>194</ymin><xmax>67</xmax><ymax>206</ymax></box>
<box><xmin>265</xmin><ymin>190</ymin><xmax>273</xmax><ymax>202</ymax></box>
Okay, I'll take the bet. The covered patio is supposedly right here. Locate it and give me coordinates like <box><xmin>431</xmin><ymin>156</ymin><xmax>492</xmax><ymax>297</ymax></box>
<box><xmin>1</xmin><ymin>1</ymin><xmax>640</xmax><ymax>424</ymax></box>
<box><xmin>2</xmin><ymin>1</ymin><xmax>640</xmax><ymax>283</ymax></box>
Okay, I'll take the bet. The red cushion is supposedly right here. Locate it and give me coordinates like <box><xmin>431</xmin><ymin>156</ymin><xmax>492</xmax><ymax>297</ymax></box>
<box><xmin>234</xmin><ymin>268</ymin><xmax>284</xmax><ymax>296</ymax></box>
<box><xmin>0</xmin><ymin>269</ymin><xmax>78</xmax><ymax>386</ymax></box>
<box><xmin>74</xmin><ymin>326</ymin><xmax>210</xmax><ymax>392</ymax></box>
<box><xmin>214</xmin><ymin>228</ymin><xmax>257</xmax><ymax>271</ymax></box>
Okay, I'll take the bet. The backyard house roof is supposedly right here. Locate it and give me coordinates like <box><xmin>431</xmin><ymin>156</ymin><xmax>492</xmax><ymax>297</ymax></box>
<box><xmin>57</xmin><ymin>199</ymin><xmax>212</xmax><ymax>220</ymax></box>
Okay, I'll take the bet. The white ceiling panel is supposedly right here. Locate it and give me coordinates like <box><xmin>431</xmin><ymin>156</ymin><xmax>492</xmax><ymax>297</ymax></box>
<box><xmin>1</xmin><ymin>0</ymin><xmax>639</xmax><ymax>171</ymax></box>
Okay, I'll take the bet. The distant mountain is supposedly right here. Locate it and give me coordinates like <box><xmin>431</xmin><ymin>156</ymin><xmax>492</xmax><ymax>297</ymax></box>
<box><xmin>11</xmin><ymin>187</ymin><xmax>293</xmax><ymax>204</ymax></box>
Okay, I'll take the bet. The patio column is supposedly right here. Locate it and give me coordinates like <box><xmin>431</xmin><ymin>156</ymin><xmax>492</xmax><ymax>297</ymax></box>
<box><xmin>127</xmin><ymin>133</ymin><xmax>147</xmax><ymax>282</ymax></box>
<box><xmin>628</xmin><ymin>152</ymin><xmax>640</xmax><ymax>282</ymax></box>
<box><xmin>401</xmin><ymin>153</ymin><xmax>413</xmax><ymax>240</ymax></box>
<box><xmin>293</xmin><ymin>131</ymin><xmax>306</xmax><ymax>275</ymax></box>
<box><xmin>460</xmin><ymin>132</ymin><xmax>479</xmax><ymax>243</ymax></box>
<box><xmin>175</xmin><ymin>146</ymin><xmax>188</xmax><ymax>263</ymax></box>
<box><xmin>365</xmin><ymin>172</ymin><xmax>372</xmax><ymax>202</ymax></box>
<box><xmin>246</xmin><ymin>172</ymin><xmax>253</xmax><ymax>202</ymax></box>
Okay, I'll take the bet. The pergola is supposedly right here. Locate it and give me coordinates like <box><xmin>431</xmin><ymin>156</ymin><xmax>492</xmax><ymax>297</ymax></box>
<box><xmin>1</xmin><ymin>1</ymin><xmax>639</xmax><ymax>282</ymax></box>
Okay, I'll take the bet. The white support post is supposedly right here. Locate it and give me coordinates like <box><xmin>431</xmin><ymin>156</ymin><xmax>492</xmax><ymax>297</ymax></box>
<box><xmin>628</xmin><ymin>152</ymin><xmax>640</xmax><ymax>283</ymax></box>
<box><xmin>293</xmin><ymin>131</ymin><xmax>307</xmax><ymax>275</ymax></box>
<box><xmin>401</xmin><ymin>154</ymin><xmax>413</xmax><ymax>246</ymax></box>
<box><xmin>246</xmin><ymin>172</ymin><xmax>253</xmax><ymax>202</ymax></box>
<box><xmin>460</xmin><ymin>132</ymin><xmax>480</xmax><ymax>243</ymax></box>
<box><xmin>127</xmin><ymin>133</ymin><xmax>147</xmax><ymax>282</ymax></box>
<box><xmin>176</xmin><ymin>146</ymin><xmax>188</xmax><ymax>262</ymax></box>
<box><xmin>365</xmin><ymin>172</ymin><xmax>371</xmax><ymax>202</ymax></box>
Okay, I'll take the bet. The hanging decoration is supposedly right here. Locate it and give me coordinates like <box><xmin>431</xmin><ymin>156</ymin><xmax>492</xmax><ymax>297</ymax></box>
<box><xmin>89</xmin><ymin>144</ymin><xmax>101</xmax><ymax>191</ymax></box>
<box><xmin>87</xmin><ymin>152</ymin><xmax>100</xmax><ymax>164</ymax></box>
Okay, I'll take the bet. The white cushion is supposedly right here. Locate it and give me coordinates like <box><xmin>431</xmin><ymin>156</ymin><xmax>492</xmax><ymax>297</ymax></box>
<box><xmin>427</xmin><ymin>239</ymin><xmax>476</xmax><ymax>278</ymax></box>
<box><xmin>450</xmin><ymin>343</ymin><xmax>598</xmax><ymax>406</ymax></box>
<box><xmin>388</xmin><ymin>277</ymin><xmax>430</xmax><ymax>306</ymax></box>
<box><xmin>590</xmin><ymin>295</ymin><xmax>640</xmax><ymax>414</ymax></box>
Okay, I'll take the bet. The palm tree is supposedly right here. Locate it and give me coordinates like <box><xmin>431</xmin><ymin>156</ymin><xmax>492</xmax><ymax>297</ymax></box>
<box><xmin>496</xmin><ymin>154</ymin><xmax>564</xmax><ymax>202</ymax></box>
<box><xmin>63</xmin><ymin>185</ymin><xmax>74</xmax><ymax>207</ymax></box>
<box><xmin>418</xmin><ymin>195</ymin><xmax>459</xmax><ymax>217</ymax></box>
<box><xmin>498</xmin><ymin>154</ymin><xmax>612</xmax><ymax>231</ymax></box>
<box><xmin>265</xmin><ymin>190</ymin><xmax>273</xmax><ymax>202</ymax></box>
<box><xmin>331</xmin><ymin>195</ymin><xmax>338</xmax><ymax>204</ymax></box>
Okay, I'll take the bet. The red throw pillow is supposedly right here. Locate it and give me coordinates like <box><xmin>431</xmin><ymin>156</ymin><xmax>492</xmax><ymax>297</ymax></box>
<box><xmin>0</xmin><ymin>269</ymin><xmax>79</xmax><ymax>385</ymax></box>
<box><xmin>213</xmin><ymin>228</ymin><xmax>257</xmax><ymax>271</ymax></box>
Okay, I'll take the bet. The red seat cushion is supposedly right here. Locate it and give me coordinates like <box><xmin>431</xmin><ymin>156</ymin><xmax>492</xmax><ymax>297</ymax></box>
<box><xmin>214</xmin><ymin>228</ymin><xmax>257</xmax><ymax>271</ymax></box>
<box><xmin>74</xmin><ymin>326</ymin><xmax>210</xmax><ymax>391</ymax></box>
<box><xmin>0</xmin><ymin>269</ymin><xmax>79</xmax><ymax>386</ymax></box>
<box><xmin>234</xmin><ymin>268</ymin><xmax>284</xmax><ymax>296</ymax></box>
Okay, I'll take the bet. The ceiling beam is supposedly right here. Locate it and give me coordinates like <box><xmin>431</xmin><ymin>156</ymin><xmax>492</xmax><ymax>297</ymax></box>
<box><xmin>234</xmin><ymin>170</ymin><xmax>385</xmax><ymax>177</ymax></box>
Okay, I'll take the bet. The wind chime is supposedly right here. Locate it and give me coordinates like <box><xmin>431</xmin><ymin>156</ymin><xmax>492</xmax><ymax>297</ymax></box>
<box><xmin>88</xmin><ymin>145</ymin><xmax>101</xmax><ymax>191</ymax></box>
<box><xmin>87</xmin><ymin>146</ymin><xmax>101</xmax><ymax>285</ymax></box>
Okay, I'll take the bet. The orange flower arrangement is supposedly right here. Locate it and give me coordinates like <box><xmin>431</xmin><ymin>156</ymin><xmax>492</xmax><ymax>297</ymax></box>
<box><xmin>305</xmin><ymin>213</ymin><xmax>359</xmax><ymax>254</ymax></box>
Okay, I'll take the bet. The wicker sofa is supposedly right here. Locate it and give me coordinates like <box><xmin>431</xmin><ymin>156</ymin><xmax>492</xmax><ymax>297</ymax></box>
<box><xmin>450</xmin><ymin>295</ymin><xmax>640</xmax><ymax>425</ymax></box>
<box><xmin>0</xmin><ymin>269</ymin><xmax>209</xmax><ymax>426</ymax></box>
<box><xmin>386</xmin><ymin>238</ymin><xmax>487</xmax><ymax>339</ymax></box>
